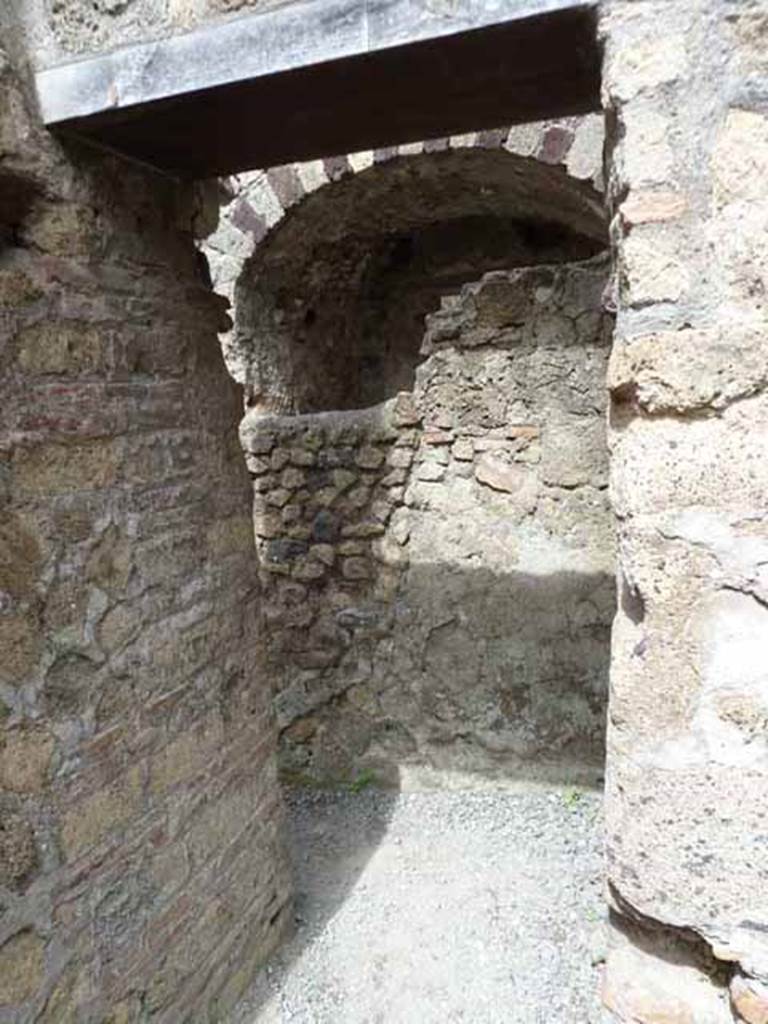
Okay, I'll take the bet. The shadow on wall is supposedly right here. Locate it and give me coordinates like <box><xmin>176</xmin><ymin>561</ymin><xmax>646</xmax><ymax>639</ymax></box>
<box><xmin>239</xmin><ymin>256</ymin><xmax>615</xmax><ymax>792</ymax></box>
<box><xmin>274</xmin><ymin>563</ymin><xmax>612</xmax><ymax>791</ymax></box>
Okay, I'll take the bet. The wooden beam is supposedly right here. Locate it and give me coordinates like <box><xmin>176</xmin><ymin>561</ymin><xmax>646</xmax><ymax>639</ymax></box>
<box><xmin>35</xmin><ymin>0</ymin><xmax>600</xmax><ymax>179</ymax></box>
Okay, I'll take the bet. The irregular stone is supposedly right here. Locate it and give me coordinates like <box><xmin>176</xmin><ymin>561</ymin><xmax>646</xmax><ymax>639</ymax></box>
<box><xmin>356</xmin><ymin>446</ymin><xmax>385</xmax><ymax>469</ymax></box>
<box><xmin>387</xmin><ymin>447</ymin><xmax>414</xmax><ymax>469</ymax></box>
<box><xmin>332</xmin><ymin>468</ymin><xmax>357</xmax><ymax>491</ymax></box>
<box><xmin>422</xmin><ymin>429</ymin><xmax>453</xmax><ymax>445</ymax></box>
<box><xmin>61</xmin><ymin>768</ymin><xmax>142</xmax><ymax>859</ymax></box>
<box><xmin>293</xmin><ymin>647</ymin><xmax>339</xmax><ymax>669</ymax></box>
<box><xmin>0</xmin><ymin>269</ymin><xmax>43</xmax><ymax>307</ymax></box>
<box><xmin>310</xmin><ymin>544</ymin><xmax>335</xmax><ymax>566</ymax></box>
<box><xmin>606</xmin><ymin>31</ymin><xmax>688</xmax><ymax>102</ymax></box>
<box><xmin>286</xmin><ymin>525</ymin><xmax>312</xmax><ymax>541</ymax></box>
<box><xmin>254</xmin><ymin>512</ymin><xmax>282</xmax><ymax>539</ymax></box>
<box><xmin>13</xmin><ymin>440</ymin><xmax>120</xmax><ymax>497</ymax></box>
<box><xmin>620</xmin><ymin>233</ymin><xmax>689</xmax><ymax>306</ymax></box>
<box><xmin>241</xmin><ymin>429</ymin><xmax>275</xmax><ymax>455</ymax></box>
<box><xmin>621</xmin><ymin>190</ymin><xmax>687</xmax><ymax>227</ymax></box>
<box><xmin>603</xmin><ymin>930</ymin><xmax>733</xmax><ymax>1024</ymax></box>
<box><xmin>0</xmin><ymin>798</ymin><xmax>38</xmax><ymax>890</ymax></box>
<box><xmin>338</xmin><ymin>541</ymin><xmax>367</xmax><ymax>556</ymax></box>
<box><xmin>566</xmin><ymin>112</ymin><xmax>604</xmax><ymax>181</ymax></box>
<box><xmin>452</xmin><ymin>439</ymin><xmax>474</xmax><ymax>461</ymax></box>
<box><xmin>283</xmin><ymin>715</ymin><xmax>318</xmax><ymax>743</ymax></box>
<box><xmin>342</xmin><ymin>557</ymin><xmax>372</xmax><ymax>580</ymax></box>
<box><xmin>416</xmin><ymin>462</ymin><xmax>445</xmax><ymax>482</ymax></box>
<box><xmin>86</xmin><ymin>524</ymin><xmax>132</xmax><ymax>591</ymax></box>
<box><xmin>392</xmin><ymin>392</ymin><xmax>421</xmax><ymax>426</ymax></box>
<box><xmin>713</xmin><ymin>109</ymin><xmax>768</xmax><ymax>207</ymax></box>
<box><xmin>16</xmin><ymin>321</ymin><xmax>103</xmax><ymax>375</ymax></box>
<box><xmin>311</xmin><ymin>510</ymin><xmax>340</xmax><ymax>543</ymax></box>
<box><xmin>372</xmin><ymin>535</ymin><xmax>409</xmax><ymax>568</ymax></box>
<box><xmin>371</xmin><ymin>500</ymin><xmax>393</xmax><ymax>523</ymax></box>
<box><xmin>475</xmin><ymin>454</ymin><xmax>527</xmax><ymax>494</ymax></box>
<box><xmin>0</xmin><ymin>513</ymin><xmax>41</xmax><ymax>599</ymax></box>
<box><xmin>608</xmin><ymin>327</ymin><xmax>766</xmax><ymax>413</ymax></box>
<box><xmin>621</xmin><ymin>105</ymin><xmax>675</xmax><ymax>186</ymax></box>
<box><xmin>381</xmin><ymin>468</ymin><xmax>408</xmax><ymax>486</ymax></box>
<box><xmin>270</xmin><ymin>447</ymin><xmax>290</xmax><ymax>471</ymax></box>
<box><xmin>280</xmin><ymin>467</ymin><xmax>305</xmax><ymax>489</ymax></box>
<box><xmin>310</xmin><ymin>487</ymin><xmax>338</xmax><ymax>508</ymax></box>
<box><xmin>281</xmin><ymin>504</ymin><xmax>303</xmax><ymax>526</ymax></box>
<box><xmin>266</xmin><ymin>488</ymin><xmax>292</xmax><ymax>508</ymax></box>
<box><xmin>0</xmin><ymin>930</ymin><xmax>46</xmax><ymax>1006</ymax></box>
<box><xmin>731</xmin><ymin>975</ymin><xmax>768</xmax><ymax>1024</ymax></box>
<box><xmin>344</xmin><ymin>485</ymin><xmax>371</xmax><ymax>508</ymax></box>
<box><xmin>149</xmin><ymin>719</ymin><xmax>223</xmax><ymax>796</ymax></box>
<box><xmin>394</xmin><ymin>429</ymin><xmax>420</xmax><ymax>448</ymax></box>
<box><xmin>289</xmin><ymin>447</ymin><xmax>316</xmax><ymax>467</ymax></box>
<box><xmin>389</xmin><ymin>508</ymin><xmax>412</xmax><ymax>545</ymax></box>
<box><xmin>0</xmin><ymin>727</ymin><xmax>54</xmax><ymax>793</ymax></box>
<box><xmin>506</xmin><ymin>425</ymin><xmax>540</xmax><ymax>442</ymax></box>
<box><xmin>265</xmin><ymin>539</ymin><xmax>308</xmax><ymax>565</ymax></box>
<box><xmin>292</xmin><ymin>559</ymin><xmax>327</xmax><ymax>582</ymax></box>
<box><xmin>0</xmin><ymin>613</ymin><xmax>41</xmax><ymax>685</ymax></box>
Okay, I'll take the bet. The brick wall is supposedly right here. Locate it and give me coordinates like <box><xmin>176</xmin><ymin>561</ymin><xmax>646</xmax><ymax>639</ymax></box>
<box><xmin>0</xmin><ymin>48</ymin><xmax>290</xmax><ymax>1023</ymax></box>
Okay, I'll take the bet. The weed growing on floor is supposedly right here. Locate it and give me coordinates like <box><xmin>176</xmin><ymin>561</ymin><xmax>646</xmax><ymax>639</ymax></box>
<box><xmin>562</xmin><ymin>788</ymin><xmax>583</xmax><ymax>810</ymax></box>
<box><xmin>348</xmin><ymin>769</ymin><xmax>377</xmax><ymax>793</ymax></box>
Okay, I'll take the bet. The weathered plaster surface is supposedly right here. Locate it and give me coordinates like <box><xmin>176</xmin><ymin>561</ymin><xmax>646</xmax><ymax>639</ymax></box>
<box><xmin>601</xmin><ymin>1</ymin><xmax>768</xmax><ymax>1020</ymax></box>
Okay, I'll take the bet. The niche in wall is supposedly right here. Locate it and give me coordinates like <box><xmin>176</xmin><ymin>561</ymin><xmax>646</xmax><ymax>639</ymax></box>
<box><xmin>233</xmin><ymin>144</ymin><xmax>614</xmax><ymax>787</ymax></box>
<box><xmin>232</xmin><ymin>147</ymin><xmax>606</xmax><ymax>415</ymax></box>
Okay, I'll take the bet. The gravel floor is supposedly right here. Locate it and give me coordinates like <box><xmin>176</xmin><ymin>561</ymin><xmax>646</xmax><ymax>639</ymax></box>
<box><xmin>231</xmin><ymin>786</ymin><xmax>606</xmax><ymax>1024</ymax></box>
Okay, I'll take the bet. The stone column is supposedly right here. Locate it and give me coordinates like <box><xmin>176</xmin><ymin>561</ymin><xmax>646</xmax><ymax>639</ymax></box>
<box><xmin>0</xmin><ymin>48</ymin><xmax>290</xmax><ymax>1022</ymax></box>
<box><xmin>601</xmin><ymin>1</ymin><xmax>768</xmax><ymax>1021</ymax></box>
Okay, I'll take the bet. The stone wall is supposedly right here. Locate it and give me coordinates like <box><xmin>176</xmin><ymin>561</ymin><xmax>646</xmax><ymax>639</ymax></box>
<box><xmin>241</xmin><ymin>256</ymin><xmax>614</xmax><ymax>787</ymax></box>
<box><xmin>601</xmin><ymin>1</ymin><xmax>768</xmax><ymax>1021</ymax></box>
<box><xmin>203</xmin><ymin>115</ymin><xmax>606</xmax><ymax>398</ymax></box>
<box><xmin>0</xmin><ymin>39</ymin><xmax>289</xmax><ymax>1023</ymax></box>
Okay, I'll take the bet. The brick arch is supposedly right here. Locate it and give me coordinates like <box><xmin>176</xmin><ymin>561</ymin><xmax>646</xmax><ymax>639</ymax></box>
<box><xmin>202</xmin><ymin>114</ymin><xmax>605</xmax><ymax>385</ymax></box>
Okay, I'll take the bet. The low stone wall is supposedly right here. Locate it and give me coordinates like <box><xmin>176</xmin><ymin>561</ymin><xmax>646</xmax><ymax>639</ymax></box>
<box><xmin>241</xmin><ymin>254</ymin><xmax>614</xmax><ymax>787</ymax></box>
<box><xmin>240</xmin><ymin>395</ymin><xmax>417</xmax><ymax>778</ymax></box>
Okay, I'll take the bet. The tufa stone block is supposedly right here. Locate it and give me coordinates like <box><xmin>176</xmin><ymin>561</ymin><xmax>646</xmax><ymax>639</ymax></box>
<box><xmin>0</xmin><ymin>930</ymin><xmax>46</xmax><ymax>1007</ymax></box>
<box><xmin>0</xmin><ymin>727</ymin><xmax>54</xmax><ymax>793</ymax></box>
<box><xmin>732</xmin><ymin>975</ymin><xmax>768</xmax><ymax>1024</ymax></box>
<box><xmin>356</xmin><ymin>446</ymin><xmax>385</xmax><ymax>469</ymax></box>
<box><xmin>0</xmin><ymin>799</ymin><xmax>38</xmax><ymax>890</ymax></box>
<box><xmin>342</xmin><ymin>557</ymin><xmax>372</xmax><ymax>580</ymax></box>
<box><xmin>61</xmin><ymin>766</ymin><xmax>143</xmax><ymax>860</ymax></box>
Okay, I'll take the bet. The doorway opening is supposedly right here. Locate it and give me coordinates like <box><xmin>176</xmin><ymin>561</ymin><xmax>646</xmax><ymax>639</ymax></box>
<box><xmin>202</xmin><ymin>118</ymin><xmax>613</xmax><ymax>1023</ymax></box>
<box><xmin>205</xmin><ymin>122</ymin><xmax>613</xmax><ymax>789</ymax></box>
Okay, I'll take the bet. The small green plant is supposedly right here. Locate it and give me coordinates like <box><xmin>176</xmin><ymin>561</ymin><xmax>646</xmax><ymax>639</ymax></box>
<box><xmin>562</xmin><ymin>787</ymin><xmax>583</xmax><ymax>810</ymax></box>
<box><xmin>347</xmin><ymin>768</ymin><xmax>377</xmax><ymax>793</ymax></box>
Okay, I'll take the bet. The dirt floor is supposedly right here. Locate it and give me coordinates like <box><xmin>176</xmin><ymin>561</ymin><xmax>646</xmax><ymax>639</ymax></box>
<box><xmin>231</xmin><ymin>785</ymin><xmax>605</xmax><ymax>1024</ymax></box>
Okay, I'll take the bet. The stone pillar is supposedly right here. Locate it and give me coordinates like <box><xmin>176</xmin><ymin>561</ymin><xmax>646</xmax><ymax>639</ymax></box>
<box><xmin>601</xmin><ymin>1</ymin><xmax>768</xmax><ymax>1020</ymax></box>
<box><xmin>0</xmin><ymin>48</ymin><xmax>290</xmax><ymax>1022</ymax></box>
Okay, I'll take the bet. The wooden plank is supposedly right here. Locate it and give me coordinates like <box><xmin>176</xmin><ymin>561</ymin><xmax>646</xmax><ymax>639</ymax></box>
<box><xmin>35</xmin><ymin>0</ymin><xmax>600</xmax><ymax>178</ymax></box>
